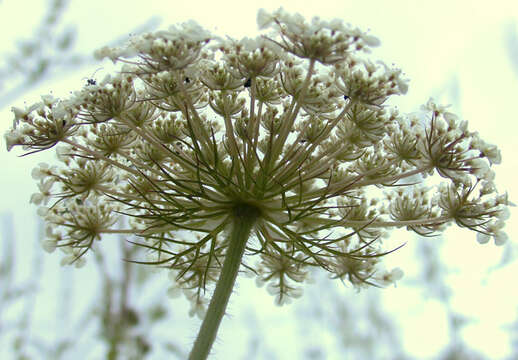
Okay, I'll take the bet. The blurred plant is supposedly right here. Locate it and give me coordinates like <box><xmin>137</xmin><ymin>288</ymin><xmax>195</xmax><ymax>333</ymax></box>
<box><xmin>298</xmin><ymin>271</ymin><xmax>410</xmax><ymax>360</ymax></box>
<box><xmin>0</xmin><ymin>0</ymin><xmax>160</xmax><ymax>109</ymax></box>
<box><xmin>0</xmin><ymin>1</ymin><xmax>75</xmax><ymax>83</ymax></box>
<box><xmin>505</xmin><ymin>20</ymin><xmax>518</xmax><ymax>78</ymax></box>
<box><xmin>93</xmin><ymin>238</ymin><xmax>173</xmax><ymax>360</ymax></box>
<box><xmin>0</xmin><ymin>0</ymin><xmax>79</xmax><ymax>109</ymax></box>
<box><xmin>288</xmin><ymin>232</ymin><xmax>495</xmax><ymax>360</ymax></box>
<box><xmin>4</xmin><ymin>8</ymin><xmax>512</xmax><ymax>359</ymax></box>
<box><xmin>0</xmin><ymin>214</ymin><xmax>40</xmax><ymax>360</ymax></box>
<box><xmin>401</xmin><ymin>237</ymin><xmax>488</xmax><ymax>360</ymax></box>
<box><xmin>1</xmin><ymin>1</ymin><xmax>167</xmax><ymax>358</ymax></box>
<box><xmin>0</xmin><ymin>213</ymin><xmax>184</xmax><ymax>359</ymax></box>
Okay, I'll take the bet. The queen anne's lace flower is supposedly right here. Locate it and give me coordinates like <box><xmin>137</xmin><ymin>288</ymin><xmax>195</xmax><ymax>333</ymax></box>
<box><xmin>5</xmin><ymin>9</ymin><xmax>511</xmax><ymax>359</ymax></box>
<box><xmin>258</xmin><ymin>8</ymin><xmax>380</xmax><ymax>64</ymax></box>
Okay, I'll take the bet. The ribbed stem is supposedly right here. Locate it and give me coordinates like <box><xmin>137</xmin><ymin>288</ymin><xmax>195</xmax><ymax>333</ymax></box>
<box><xmin>188</xmin><ymin>204</ymin><xmax>259</xmax><ymax>360</ymax></box>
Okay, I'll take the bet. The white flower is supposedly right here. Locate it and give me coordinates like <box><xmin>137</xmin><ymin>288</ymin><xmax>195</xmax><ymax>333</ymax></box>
<box><xmin>496</xmin><ymin>192</ymin><xmax>514</xmax><ymax>206</ymax></box>
<box><xmin>94</xmin><ymin>45</ymin><xmax>113</xmax><ymax>60</ymax></box>
<box><xmin>480</xmin><ymin>180</ymin><xmax>496</xmax><ymax>195</ymax></box>
<box><xmin>4</xmin><ymin>129</ymin><xmax>24</xmax><ymax>151</ymax></box>
<box><xmin>259</xmin><ymin>8</ymin><xmax>378</xmax><ymax>64</ymax></box>
<box><xmin>42</xmin><ymin>239</ymin><xmax>57</xmax><ymax>253</ymax></box>
<box><xmin>494</xmin><ymin>231</ymin><xmax>508</xmax><ymax>246</ymax></box>
<box><xmin>482</xmin><ymin>143</ymin><xmax>501</xmax><ymax>165</ymax></box>
<box><xmin>56</xmin><ymin>144</ymin><xmax>72</xmax><ymax>163</ymax></box>
<box><xmin>180</xmin><ymin>20</ymin><xmax>212</xmax><ymax>42</ymax></box>
<box><xmin>396</xmin><ymin>76</ymin><xmax>409</xmax><ymax>95</ymax></box>
<box><xmin>157</xmin><ymin>19</ymin><xmax>211</xmax><ymax>43</ymax></box>
<box><xmin>487</xmin><ymin>220</ymin><xmax>505</xmax><ymax>233</ymax></box>
<box><xmin>443</xmin><ymin>111</ymin><xmax>459</xmax><ymax>127</ymax></box>
<box><xmin>37</xmin><ymin>206</ymin><xmax>49</xmax><ymax>216</ymax></box>
<box><xmin>94</xmin><ymin>45</ymin><xmax>136</xmax><ymax>62</ymax></box>
<box><xmin>30</xmin><ymin>178</ymin><xmax>55</xmax><ymax>205</ymax></box>
<box><xmin>11</xmin><ymin>103</ymin><xmax>40</xmax><ymax>128</ymax></box>
<box><xmin>469</xmin><ymin>158</ymin><xmax>490</xmax><ymax>179</ymax></box>
<box><xmin>363</xmin><ymin>33</ymin><xmax>381</xmax><ymax>47</ymax></box>
<box><xmin>498</xmin><ymin>207</ymin><xmax>510</xmax><ymax>221</ymax></box>
<box><xmin>476</xmin><ymin>232</ymin><xmax>491</xmax><ymax>244</ymax></box>
<box><xmin>257</xmin><ymin>8</ymin><xmax>275</xmax><ymax>29</ymax></box>
<box><xmin>4</xmin><ymin>10</ymin><xmax>512</xmax><ymax>358</ymax></box>
<box><xmin>41</xmin><ymin>94</ymin><xmax>56</xmax><ymax>106</ymax></box>
<box><xmin>31</xmin><ymin>163</ymin><xmax>52</xmax><ymax>180</ymax></box>
<box><xmin>378</xmin><ymin>267</ymin><xmax>404</xmax><ymax>287</ymax></box>
<box><xmin>185</xmin><ymin>291</ymin><xmax>207</xmax><ymax>319</ymax></box>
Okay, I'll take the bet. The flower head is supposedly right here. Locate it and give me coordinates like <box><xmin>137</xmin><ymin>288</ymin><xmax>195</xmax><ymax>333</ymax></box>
<box><xmin>5</xmin><ymin>9</ymin><xmax>510</xmax><ymax>310</ymax></box>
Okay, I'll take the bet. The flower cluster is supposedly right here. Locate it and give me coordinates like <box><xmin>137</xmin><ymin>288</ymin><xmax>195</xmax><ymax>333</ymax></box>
<box><xmin>4</xmin><ymin>9</ymin><xmax>510</xmax><ymax>315</ymax></box>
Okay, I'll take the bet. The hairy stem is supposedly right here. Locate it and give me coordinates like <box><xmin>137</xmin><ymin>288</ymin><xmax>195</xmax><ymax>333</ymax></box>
<box><xmin>189</xmin><ymin>204</ymin><xmax>260</xmax><ymax>360</ymax></box>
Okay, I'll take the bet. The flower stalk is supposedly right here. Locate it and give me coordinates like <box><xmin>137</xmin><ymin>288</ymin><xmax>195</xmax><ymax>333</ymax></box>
<box><xmin>189</xmin><ymin>204</ymin><xmax>259</xmax><ymax>360</ymax></box>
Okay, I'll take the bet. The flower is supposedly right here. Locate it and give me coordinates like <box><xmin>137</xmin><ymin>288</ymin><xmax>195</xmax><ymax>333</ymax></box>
<box><xmin>4</xmin><ymin>129</ymin><xmax>25</xmax><ymax>151</ymax></box>
<box><xmin>377</xmin><ymin>267</ymin><xmax>404</xmax><ymax>287</ymax></box>
<box><xmin>335</xmin><ymin>56</ymin><xmax>408</xmax><ymax>107</ymax></box>
<box><xmin>30</xmin><ymin>178</ymin><xmax>54</xmax><ymax>205</ymax></box>
<box><xmin>5</xmin><ymin>9</ymin><xmax>511</xmax><ymax>358</ymax></box>
<box><xmin>31</xmin><ymin>162</ymin><xmax>55</xmax><ymax>180</ymax></box>
<box><xmin>257</xmin><ymin>8</ymin><xmax>274</xmax><ymax>30</ymax></box>
<box><xmin>258</xmin><ymin>8</ymin><xmax>380</xmax><ymax>64</ymax></box>
<box><xmin>6</xmin><ymin>5</ymin><xmax>509</xmax><ymax>299</ymax></box>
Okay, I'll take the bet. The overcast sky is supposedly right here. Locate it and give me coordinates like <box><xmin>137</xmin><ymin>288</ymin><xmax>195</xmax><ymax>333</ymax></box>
<box><xmin>1</xmin><ymin>0</ymin><xmax>518</xmax><ymax>358</ymax></box>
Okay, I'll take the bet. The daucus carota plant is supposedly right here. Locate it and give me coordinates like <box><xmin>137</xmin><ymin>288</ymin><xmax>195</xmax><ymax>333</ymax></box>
<box><xmin>5</xmin><ymin>8</ymin><xmax>512</xmax><ymax>359</ymax></box>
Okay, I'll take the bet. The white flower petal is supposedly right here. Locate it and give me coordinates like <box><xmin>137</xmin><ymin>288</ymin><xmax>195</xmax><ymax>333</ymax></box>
<box><xmin>476</xmin><ymin>232</ymin><xmax>490</xmax><ymax>244</ymax></box>
<box><xmin>494</xmin><ymin>231</ymin><xmax>508</xmax><ymax>246</ymax></box>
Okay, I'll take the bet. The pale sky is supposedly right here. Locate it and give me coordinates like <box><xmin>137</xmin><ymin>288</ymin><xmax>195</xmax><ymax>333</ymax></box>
<box><xmin>1</xmin><ymin>0</ymin><xmax>518</xmax><ymax>358</ymax></box>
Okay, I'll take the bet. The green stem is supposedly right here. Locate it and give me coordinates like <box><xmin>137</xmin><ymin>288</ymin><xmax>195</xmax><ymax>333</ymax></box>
<box><xmin>188</xmin><ymin>205</ymin><xmax>259</xmax><ymax>360</ymax></box>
